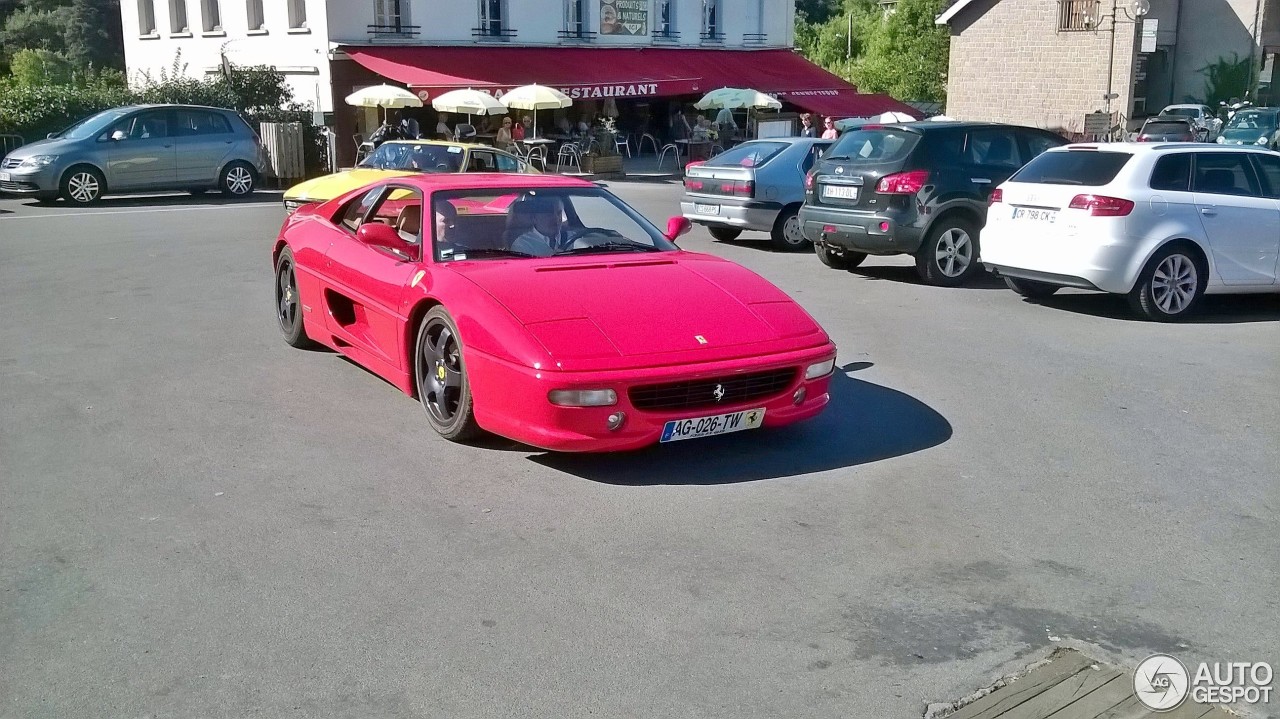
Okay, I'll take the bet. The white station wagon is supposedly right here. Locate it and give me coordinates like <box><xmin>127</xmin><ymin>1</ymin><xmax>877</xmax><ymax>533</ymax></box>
<box><xmin>981</xmin><ymin>143</ymin><xmax>1280</xmax><ymax>321</ymax></box>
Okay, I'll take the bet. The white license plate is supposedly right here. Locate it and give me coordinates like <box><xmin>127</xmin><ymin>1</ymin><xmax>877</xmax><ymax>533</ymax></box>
<box><xmin>1012</xmin><ymin>207</ymin><xmax>1058</xmax><ymax>223</ymax></box>
<box><xmin>822</xmin><ymin>185</ymin><xmax>859</xmax><ymax>200</ymax></box>
<box><xmin>694</xmin><ymin>203</ymin><xmax>720</xmax><ymax>215</ymax></box>
<box><xmin>0</xmin><ymin>172</ymin><xmax>9</xmax><ymax>182</ymax></box>
<box><xmin>660</xmin><ymin>407</ymin><xmax>765</xmax><ymax>443</ymax></box>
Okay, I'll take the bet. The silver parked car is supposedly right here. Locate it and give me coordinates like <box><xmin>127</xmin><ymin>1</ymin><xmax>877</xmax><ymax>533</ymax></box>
<box><xmin>680</xmin><ymin>137</ymin><xmax>833</xmax><ymax>250</ymax></box>
<box><xmin>0</xmin><ymin>104</ymin><xmax>266</xmax><ymax>204</ymax></box>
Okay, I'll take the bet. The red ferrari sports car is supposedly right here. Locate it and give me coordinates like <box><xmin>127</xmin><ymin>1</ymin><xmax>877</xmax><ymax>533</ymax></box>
<box><xmin>272</xmin><ymin>173</ymin><xmax>837</xmax><ymax>452</ymax></box>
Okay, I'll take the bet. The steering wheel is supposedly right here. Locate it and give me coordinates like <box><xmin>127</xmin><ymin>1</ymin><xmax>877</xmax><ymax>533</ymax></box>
<box><xmin>565</xmin><ymin>226</ymin><xmax>625</xmax><ymax>242</ymax></box>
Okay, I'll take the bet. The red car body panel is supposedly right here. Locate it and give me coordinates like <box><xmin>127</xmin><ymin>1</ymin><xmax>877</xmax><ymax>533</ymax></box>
<box><xmin>275</xmin><ymin>174</ymin><xmax>837</xmax><ymax>452</ymax></box>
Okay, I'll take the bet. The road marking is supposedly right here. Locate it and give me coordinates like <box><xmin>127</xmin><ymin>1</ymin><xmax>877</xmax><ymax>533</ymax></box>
<box><xmin>0</xmin><ymin>204</ymin><xmax>277</xmax><ymax>221</ymax></box>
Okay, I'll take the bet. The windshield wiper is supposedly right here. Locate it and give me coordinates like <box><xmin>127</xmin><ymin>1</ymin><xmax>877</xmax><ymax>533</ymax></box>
<box><xmin>821</xmin><ymin>155</ymin><xmax>851</xmax><ymax>162</ymax></box>
<box><xmin>448</xmin><ymin>248</ymin><xmax>538</xmax><ymax>259</ymax></box>
<box><xmin>556</xmin><ymin>241</ymin><xmax>661</xmax><ymax>255</ymax></box>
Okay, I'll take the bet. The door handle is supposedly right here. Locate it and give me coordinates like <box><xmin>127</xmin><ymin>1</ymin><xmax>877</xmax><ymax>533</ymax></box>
<box><xmin>971</xmin><ymin>178</ymin><xmax>992</xmax><ymax>184</ymax></box>
<box><xmin>163</xmin><ymin>144</ymin><xmax>173</xmax><ymax>148</ymax></box>
<box><xmin>1200</xmin><ymin>207</ymin><xmax>1217</xmax><ymax>217</ymax></box>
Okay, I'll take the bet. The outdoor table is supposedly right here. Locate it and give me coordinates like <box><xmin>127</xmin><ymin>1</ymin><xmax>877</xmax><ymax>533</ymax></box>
<box><xmin>675</xmin><ymin>139</ymin><xmax>713</xmax><ymax>161</ymax></box>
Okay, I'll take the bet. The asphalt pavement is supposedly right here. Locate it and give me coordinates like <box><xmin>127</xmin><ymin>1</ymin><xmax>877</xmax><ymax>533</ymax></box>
<box><xmin>1</xmin><ymin>186</ymin><xmax>1277</xmax><ymax>718</ymax></box>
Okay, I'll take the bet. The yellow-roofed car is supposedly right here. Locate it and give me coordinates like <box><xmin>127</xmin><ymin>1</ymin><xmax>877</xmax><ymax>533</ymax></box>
<box><xmin>283</xmin><ymin>140</ymin><xmax>536</xmax><ymax>214</ymax></box>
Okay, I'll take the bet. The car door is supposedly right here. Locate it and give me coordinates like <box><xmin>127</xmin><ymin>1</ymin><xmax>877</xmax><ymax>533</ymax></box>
<box><xmin>1245</xmin><ymin>152</ymin><xmax>1280</xmax><ymax>283</ymax></box>
<box><xmin>172</xmin><ymin>109</ymin><xmax>235</xmax><ymax>185</ymax></box>
<box><xmin>964</xmin><ymin>127</ymin><xmax>1024</xmax><ymax>202</ymax></box>
<box><xmin>1191</xmin><ymin>151</ymin><xmax>1280</xmax><ymax>285</ymax></box>
<box><xmin>103</xmin><ymin>109</ymin><xmax>177</xmax><ymax>190</ymax></box>
<box><xmin>322</xmin><ymin>184</ymin><xmax>424</xmax><ymax>369</ymax></box>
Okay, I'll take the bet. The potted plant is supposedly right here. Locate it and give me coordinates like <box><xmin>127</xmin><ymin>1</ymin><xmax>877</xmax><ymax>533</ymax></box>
<box><xmin>581</xmin><ymin>117</ymin><xmax>625</xmax><ymax>176</ymax></box>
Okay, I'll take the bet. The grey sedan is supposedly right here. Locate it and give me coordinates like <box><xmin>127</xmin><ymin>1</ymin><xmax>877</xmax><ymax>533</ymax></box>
<box><xmin>0</xmin><ymin>104</ymin><xmax>266</xmax><ymax>204</ymax></box>
<box><xmin>681</xmin><ymin>137</ymin><xmax>833</xmax><ymax>251</ymax></box>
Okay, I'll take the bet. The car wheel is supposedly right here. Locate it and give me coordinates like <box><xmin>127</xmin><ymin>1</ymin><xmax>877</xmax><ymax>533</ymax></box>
<box><xmin>275</xmin><ymin>248</ymin><xmax>313</xmax><ymax>348</ymax></box>
<box><xmin>1128</xmin><ymin>244</ymin><xmax>1206</xmax><ymax>321</ymax></box>
<box><xmin>415</xmin><ymin>306</ymin><xmax>481</xmax><ymax>442</ymax></box>
<box><xmin>1004</xmin><ymin>276</ymin><xmax>1059</xmax><ymax>299</ymax></box>
<box><xmin>815</xmin><ymin>243</ymin><xmax>866</xmax><ymax>270</ymax></box>
<box><xmin>60</xmin><ymin>166</ymin><xmax>105</xmax><ymax>205</ymax></box>
<box><xmin>220</xmin><ymin>162</ymin><xmax>256</xmax><ymax>197</ymax></box>
<box><xmin>916</xmin><ymin>217</ymin><xmax>980</xmax><ymax>286</ymax></box>
<box><xmin>770</xmin><ymin>206</ymin><xmax>809</xmax><ymax>251</ymax></box>
<box><xmin>708</xmin><ymin>226</ymin><xmax>742</xmax><ymax>242</ymax></box>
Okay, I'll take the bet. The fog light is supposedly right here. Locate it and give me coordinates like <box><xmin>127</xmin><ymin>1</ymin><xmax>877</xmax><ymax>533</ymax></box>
<box><xmin>805</xmin><ymin>358</ymin><xmax>836</xmax><ymax>380</ymax></box>
<box><xmin>878</xmin><ymin>221</ymin><xmax>890</xmax><ymax>232</ymax></box>
<box><xmin>548</xmin><ymin>389</ymin><xmax>617</xmax><ymax>407</ymax></box>
<box><xmin>823</xmin><ymin>225</ymin><xmax>837</xmax><ymax>233</ymax></box>
<box><xmin>792</xmin><ymin>386</ymin><xmax>806</xmax><ymax>405</ymax></box>
<box><xmin>606</xmin><ymin>411</ymin><xmax>627</xmax><ymax>431</ymax></box>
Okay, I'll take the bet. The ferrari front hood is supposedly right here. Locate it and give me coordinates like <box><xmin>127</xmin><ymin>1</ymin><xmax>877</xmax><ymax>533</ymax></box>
<box><xmin>456</xmin><ymin>253</ymin><xmax>827</xmax><ymax>363</ymax></box>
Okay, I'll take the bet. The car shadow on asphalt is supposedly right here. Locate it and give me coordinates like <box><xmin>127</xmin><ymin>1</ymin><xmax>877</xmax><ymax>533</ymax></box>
<box><xmin>1026</xmin><ymin>291</ymin><xmax>1280</xmax><ymax>324</ymax></box>
<box><xmin>17</xmin><ymin>192</ymin><xmax>283</xmax><ymax>210</ymax></box>
<box><xmin>850</xmin><ymin>264</ymin><xmax>1009</xmax><ymax>290</ymax></box>
<box><xmin>526</xmin><ymin>363</ymin><xmax>953</xmax><ymax>485</ymax></box>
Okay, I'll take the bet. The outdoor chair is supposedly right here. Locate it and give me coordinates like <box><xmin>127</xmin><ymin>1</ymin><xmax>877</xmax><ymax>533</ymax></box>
<box><xmin>656</xmin><ymin>142</ymin><xmax>681</xmax><ymax>171</ymax></box>
<box><xmin>525</xmin><ymin>144</ymin><xmax>548</xmax><ymax>172</ymax></box>
<box><xmin>614</xmin><ymin>133</ymin><xmax>632</xmax><ymax>158</ymax></box>
<box><xmin>556</xmin><ymin>143</ymin><xmax>582</xmax><ymax>172</ymax></box>
<box><xmin>638</xmin><ymin>133</ymin><xmax>660</xmax><ymax>157</ymax></box>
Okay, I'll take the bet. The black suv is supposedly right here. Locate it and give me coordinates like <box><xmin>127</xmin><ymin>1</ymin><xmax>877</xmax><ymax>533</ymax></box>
<box><xmin>799</xmin><ymin>122</ymin><xmax>1067</xmax><ymax>285</ymax></box>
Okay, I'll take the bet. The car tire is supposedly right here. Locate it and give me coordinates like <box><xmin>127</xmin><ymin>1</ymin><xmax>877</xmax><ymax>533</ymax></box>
<box><xmin>708</xmin><ymin>226</ymin><xmax>742</xmax><ymax>242</ymax></box>
<box><xmin>274</xmin><ymin>247</ymin><xmax>313</xmax><ymax>348</ymax></box>
<box><xmin>59</xmin><ymin>165</ymin><xmax>105</xmax><ymax>205</ymax></box>
<box><xmin>220</xmin><ymin>162</ymin><xmax>256</xmax><ymax>197</ymax></box>
<box><xmin>1004</xmin><ymin>276</ymin><xmax>1059</xmax><ymax>299</ymax></box>
<box><xmin>415</xmin><ymin>306</ymin><xmax>482</xmax><ymax>442</ymax></box>
<box><xmin>1127</xmin><ymin>244</ymin><xmax>1206</xmax><ymax>322</ymax></box>
<box><xmin>770</xmin><ymin>206</ymin><xmax>809</xmax><ymax>251</ymax></box>
<box><xmin>916</xmin><ymin>216</ymin><xmax>981</xmax><ymax>286</ymax></box>
<box><xmin>815</xmin><ymin>243</ymin><xmax>866</xmax><ymax>270</ymax></box>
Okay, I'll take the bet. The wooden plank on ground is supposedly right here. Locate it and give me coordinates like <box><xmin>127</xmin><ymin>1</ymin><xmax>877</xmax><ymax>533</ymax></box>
<box><xmin>950</xmin><ymin>651</ymin><xmax>1098</xmax><ymax>719</ymax></box>
<box><xmin>1041</xmin><ymin>672</ymin><xmax>1134</xmax><ymax>719</ymax></box>
<box><xmin>998</xmin><ymin>665</ymin><xmax>1125</xmax><ymax>719</ymax></box>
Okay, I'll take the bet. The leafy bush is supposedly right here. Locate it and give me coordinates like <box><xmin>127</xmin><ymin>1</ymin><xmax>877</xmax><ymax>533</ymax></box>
<box><xmin>9</xmin><ymin>48</ymin><xmax>74</xmax><ymax>87</ymax></box>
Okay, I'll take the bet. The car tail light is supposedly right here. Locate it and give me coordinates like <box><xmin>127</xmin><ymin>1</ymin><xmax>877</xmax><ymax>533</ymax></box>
<box><xmin>685</xmin><ymin>160</ymin><xmax>705</xmax><ymax>172</ymax></box>
<box><xmin>876</xmin><ymin>170</ymin><xmax>929</xmax><ymax>194</ymax></box>
<box><xmin>804</xmin><ymin>171</ymin><xmax>815</xmax><ymax>190</ymax></box>
<box><xmin>989</xmin><ymin>188</ymin><xmax>1003</xmax><ymax>205</ymax></box>
<box><xmin>1069</xmin><ymin>194</ymin><xmax>1134</xmax><ymax>216</ymax></box>
<box><xmin>719</xmin><ymin>179</ymin><xmax>754</xmax><ymax>197</ymax></box>
<box><xmin>684</xmin><ymin>177</ymin><xmax>704</xmax><ymax>191</ymax></box>
<box><xmin>1137</xmin><ymin>135</ymin><xmax>1150</xmax><ymax>142</ymax></box>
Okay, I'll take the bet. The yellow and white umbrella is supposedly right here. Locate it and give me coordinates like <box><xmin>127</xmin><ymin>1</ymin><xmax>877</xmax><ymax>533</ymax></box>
<box><xmin>432</xmin><ymin>89</ymin><xmax>509</xmax><ymax>116</ymax></box>
<box><xmin>693</xmin><ymin>87</ymin><xmax>782</xmax><ymax>111</ymax></box>
<box><xmin>344</xmin><ymin>84</ymin><xmax>423</xmax><ymax>123</ymax></box>
<box><xmin>500</xmin><ymin>84</ymin><xmax>573</xmax><ymax>137</ymax></box>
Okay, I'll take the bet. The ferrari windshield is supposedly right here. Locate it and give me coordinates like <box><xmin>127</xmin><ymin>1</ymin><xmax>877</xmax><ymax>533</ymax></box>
<box><xmin>1224</xmin><ymin>111</ymin><xmax>1278</xmax><ymax>133</ymax></box>
<box><xmin>358</xmin><ymin>142</ymin><xmax>464</xmax><ymax>172</ymax></box>
<box><xmin>429</xmin><ymin>187</ymin><xmax>677</xmax><ymax>262</ymax></box>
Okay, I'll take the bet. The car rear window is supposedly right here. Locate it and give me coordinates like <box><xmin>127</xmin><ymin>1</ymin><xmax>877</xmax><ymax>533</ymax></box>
<box><xmin>1009</xmin><ymin>150</ymin><xmax>1132</xmax><ymax>186</ymax></box>
<box><xmin>1143</xmin><ymin>120</ymin><xmax>1191</xmax><ymax>135</ymax></box>
<box><xmin>825</xmin><ymin>129</ymin><xmax>920</xmax><ymax>165</ymax></box>
<box><xmin>705</xmin><ymin>142</ymin><xmax>788</xmax><ymax>168</ymax></box>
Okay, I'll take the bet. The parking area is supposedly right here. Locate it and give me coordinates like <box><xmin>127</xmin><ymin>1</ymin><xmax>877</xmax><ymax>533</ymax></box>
<box><xmin>1</xmin><ymin>185</ymin><xmax>1277</xmax><ymax>717</ymax></box>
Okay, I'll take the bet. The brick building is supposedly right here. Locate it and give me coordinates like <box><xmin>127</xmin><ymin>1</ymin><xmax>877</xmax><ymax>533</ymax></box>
<box><xmin>937</xmin><ymin>0</ymin><xmax>1280</xmax><ymax>136</ymax></box>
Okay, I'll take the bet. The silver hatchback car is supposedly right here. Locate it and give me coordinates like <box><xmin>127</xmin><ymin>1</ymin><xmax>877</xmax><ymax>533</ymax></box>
<box><xmin>0</xmin><ymin>104</ymin><xmax>266</xmax><ymax>204</ymax></box>
<box><xmin>680</xmin><ymin>137</ymin><xmax>834</xmax><ymax>250</ymax></box>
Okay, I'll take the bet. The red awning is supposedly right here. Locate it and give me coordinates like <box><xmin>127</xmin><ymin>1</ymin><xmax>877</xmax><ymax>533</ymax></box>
<box><xmin>341</xmin><ymin>46</ymin><xmax>916</xmax><ymax>117</ymax></box>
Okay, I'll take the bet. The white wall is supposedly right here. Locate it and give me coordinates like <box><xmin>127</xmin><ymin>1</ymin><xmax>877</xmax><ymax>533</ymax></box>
<box><xmin>122</xmin><ymin>0</ymin><xmax>334</xmax><ymax>111</ymax></box>
<box><xmin>325</xmin><ymin>0</ymin><xmax>793</xmax><ymax>47</ymax></box>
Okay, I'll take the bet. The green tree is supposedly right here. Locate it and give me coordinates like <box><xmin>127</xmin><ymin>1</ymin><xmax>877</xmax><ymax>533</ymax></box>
<box><xmin>9</xmin><ymin>47</ymin><xmax>72</xmax><ymax>86</ymax></box>
<box><xmin>795</xmin><ymin>0</ymin><xmax>882</xmax><ymax>82</ymax></box>
<box><xmin>65</xmin><ymin>0</ymin><xmax>124</xmax><ymax>71</ymax></box>
<box><xmin>0</xmin><ymin>4</ymin><xmax>73</xmax><ymax>56</ymax></box>
<box><xmin>851</xmin><ymin>0</ymin><xmax>950</xmax><ymax>102</ymax></box>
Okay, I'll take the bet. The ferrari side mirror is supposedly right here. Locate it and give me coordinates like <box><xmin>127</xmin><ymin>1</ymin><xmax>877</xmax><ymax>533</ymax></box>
<box><xmin>665</xmin><ymin>216</ymin><xmax>692</xmax><ymax>242</ymax></box>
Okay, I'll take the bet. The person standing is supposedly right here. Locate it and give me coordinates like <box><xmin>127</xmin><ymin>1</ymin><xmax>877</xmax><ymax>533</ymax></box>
<box><xmin>714</xmin><ymin>107</ymin><xmax>737</xmax><ymax>144</ymax></box>
<box><xmin>821</xmin><ymin>116</ymin><xmax>839</xmax><ymax>139</ymax></box>
<box><xmin>798</xmin><ymin>113</ymin><xmax>818</xmax><ymax>138</ymax></box>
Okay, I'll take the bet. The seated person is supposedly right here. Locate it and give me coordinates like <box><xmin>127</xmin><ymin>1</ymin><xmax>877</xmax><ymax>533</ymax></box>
<box><xmin>508</xmin><ymin>196</ymin><xmax>567</xmax><ymax>257</ymax></box>
<box><xmin>432</xmin><ymin>201</ymin><xmax>458</xmax><ymax>246</ymax></box>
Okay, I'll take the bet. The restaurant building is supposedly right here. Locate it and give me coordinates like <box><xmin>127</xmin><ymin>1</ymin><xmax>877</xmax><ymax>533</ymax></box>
<box><xmin>121</xmin><ymin>0</ymin><xmax>919</xmax><ymax>165</ymax></box>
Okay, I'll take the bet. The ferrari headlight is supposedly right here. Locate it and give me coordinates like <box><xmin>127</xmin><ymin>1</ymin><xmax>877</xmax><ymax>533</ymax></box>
<box><xmin>805</xmin><ymin>358</ymin><xmax>836</xmax><ymax>380</ymax></box>
<box><xmin>548</xmin><ymin>389</ymin><xmax>617</xmax><ymax>407</ymax></box>
<box><xmin>283</xmin><ymin>199</ymin><xmax>305</xmax><ymax>214</ymax></box>
<box><xmin>19</xmin><ymin>155</ymin><xmax>58</xmax><ymax>169</ymax></box>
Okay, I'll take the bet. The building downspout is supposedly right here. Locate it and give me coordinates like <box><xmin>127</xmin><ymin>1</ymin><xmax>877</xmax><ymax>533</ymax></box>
<box><xmin>1249</xmin><ymin>0</ymin><xmax>1263</xmax><ymax>98</ymax></box>
<box><xmin>1168</xmin><ymin>0</ymin><xmax>1183</xmax><ymax>105</ymax></box>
